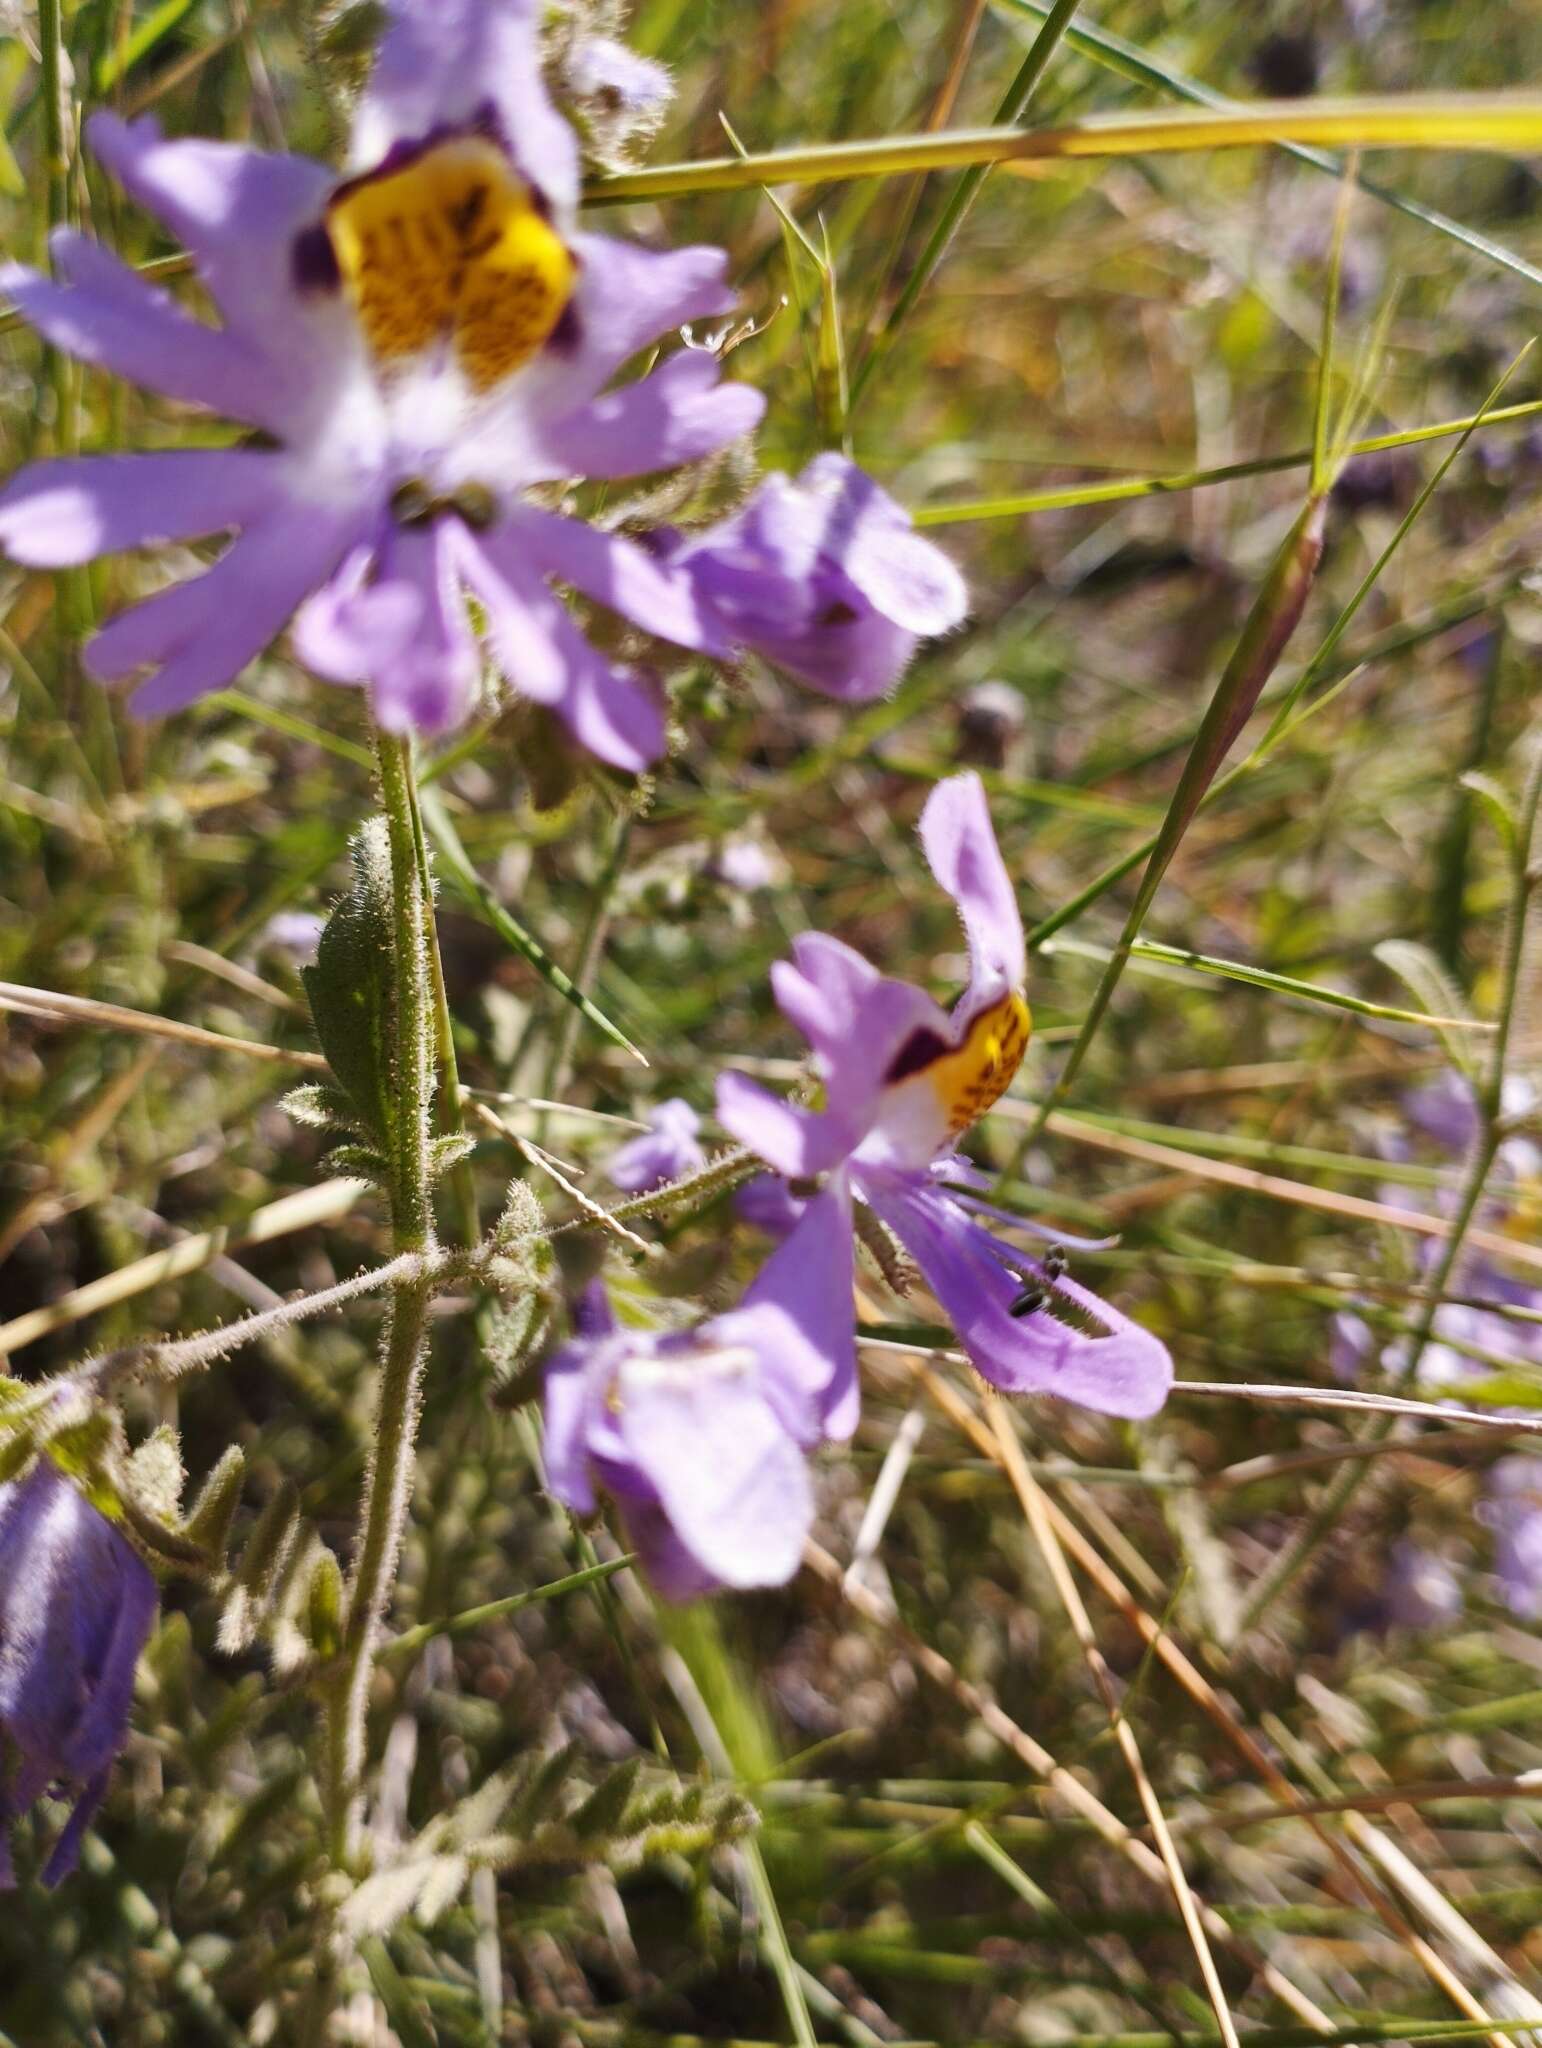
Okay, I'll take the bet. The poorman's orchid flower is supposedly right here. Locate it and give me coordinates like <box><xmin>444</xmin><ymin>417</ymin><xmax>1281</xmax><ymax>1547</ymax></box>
<box><xmin>603</xmin><ymin>1097</ymin><xmax>706</xmax><ymax>1194</ymax></box>
<box><xmin>716</xmin><ymin>772</ymin><xmax>1173</xmax><ymax>1420</ymax></box>
<box><xmin>0</xmin><ymin>0</ymin><xmax>764</xmax><ymax>765</ymax></box>
<box><xmin>0</xmin><ymin>1460</ymin><xmax>157</xmax><ymax>1888</ymax></box>
<box><xmin>544</xmin><ymin>1216</ymin><xmax>853</xmax><ymax>1595</ymax></box>
<box><xmin>662</xmin><ymin>453</ymin><xmax>969</xmax><ymax>700</ymax></box>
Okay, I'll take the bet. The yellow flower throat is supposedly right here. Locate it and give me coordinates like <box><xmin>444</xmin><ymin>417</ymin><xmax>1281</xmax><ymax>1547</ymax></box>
<box><xmin>327</xmin><ymin>136</ymin><xmax>575</xmax><ymax>392</ymax></box>
<box><xmin>924</xmin><ymin>991</ymin><xmax>1032</xmax><ymax>1139</ymax></box>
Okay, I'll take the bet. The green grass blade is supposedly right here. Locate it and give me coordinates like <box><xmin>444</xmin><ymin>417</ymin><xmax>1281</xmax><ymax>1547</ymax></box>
<box><xmin>998</xmin><ymin>0</ymin><xmax>1542</xmax><ymax>292</ymax></box>
<box><xmin>850</xmin><ymin>0</ymin><xmax>1082</xmax><ymax>406</ymax></box>
<box><xmin>911</xmin><ymin>396</ymin><xmax>1542</xmax><ymax>525</ymax></box>
<box><xmin>94</xmin><ymin>0</ymin><xmax>200</xmax><ymax>91</ymax></box>
<box><xmin>418</xmin><ymin>788</ymin><xmax>648</xmax><ymax>1067</ymax></box>
<box><xmin>1043</xmin><ymin>933</ymin><xmax>1497</xmax><ymax>1034</ymax></box>
<box><xmin>588</xmin><ymin>96</ymin><xmax>1542</xmax><ymax>205</ymax></box>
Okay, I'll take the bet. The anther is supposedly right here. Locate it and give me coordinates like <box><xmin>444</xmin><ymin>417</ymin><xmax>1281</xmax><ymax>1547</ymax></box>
<box><xmin>1009</xmin><ymin>1285</ymin><xmax>1045</xmax><ymax>1319</ymax></box>
<box><xmin>391</xmin><ymin>478</ymin><xmax>440</xmax><ymax>527</ymax></box>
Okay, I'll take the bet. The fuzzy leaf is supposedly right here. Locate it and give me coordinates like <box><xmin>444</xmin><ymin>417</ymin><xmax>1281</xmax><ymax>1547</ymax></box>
<box><xmin>303</xmin><ymin>819</ymin><xmax>399</xmax><ymax>1152</ymax></box>
<box><xmin>428</xmin><ymin>1131</ymin><xmax>476</xmax><ymax>1182</ymax></box>
<box><xmin>305</xmin><ymin>1547</ymin><xmax>345</xmax><ymax>1661</ymax></box>
<box><xmin>220</xmin><ymin>1482</ymin><xmax>301</xmax><ymax>1654</ymax></box>
<box><xmin>572</xmin><ymin>1758</ymin><xmax>642</xmax><ymax>1841</ymax></box>
<box><xmin>1374</xmin><ymin>938</ymin><xmax>1482</xmax><ymax>1077</ymax></box>
<box><xmin>1460</xmin><ymin>770</ymin><xmax>1521</xmax><ymax>860</ymax></box>
<box><xmin>325</xmin><ymin>1142</ymin><xmax>392</xmax><ymax>1184</ymax></box>
<box><xmin>509</xmin><ymin>1742</ymin><xmax>579</xmax><ymax>1832</ymax></box>
<box><xmin>278</xmin><ymin>1082</ymin><xmax>364</xmax><ymax>1135</ymax></box>
<box><xmin>184</xmin><ymin>1447</ymin><xmax>246</xmax><ymax>1558</ymax></box>
<box><xmin>127</xmin><ymin>1425</ymin><xmax>184</xmax><ymax>1524</ymax></box>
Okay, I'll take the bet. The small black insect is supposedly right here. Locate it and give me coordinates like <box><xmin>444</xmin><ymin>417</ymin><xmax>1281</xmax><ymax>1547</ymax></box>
<box><xmin>1008</xmin><ymin>1284</ymin><xmax>1044</xmax><ymax>1319</ymax></box>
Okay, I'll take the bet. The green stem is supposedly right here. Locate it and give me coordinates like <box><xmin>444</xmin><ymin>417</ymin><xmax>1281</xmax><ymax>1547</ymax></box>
<box><xmin>37</xmin><ymin>0</ymin><xmax>67</xmax><ymax>243</ymax></box>
<box><xmin>401</xmin><ymin>756</ymin><xmax>478</xmax><ymax>1247</ymax></box>
<box><xmin>322</xmin><ymin>729</ymin><xmax>440</xmax><ymax>1868</ymax></box>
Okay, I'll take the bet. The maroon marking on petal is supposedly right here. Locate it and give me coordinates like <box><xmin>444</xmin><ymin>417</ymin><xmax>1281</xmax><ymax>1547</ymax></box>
<box><xmin>291</xmin><ymin>223</ymin><xmax>342</xmax><ymax>294</ymax></box>
<box><xmin>815</xmin><ymin>598</ymin><xmax>860</xmax><ymax>627</ymax></box>
<box><xmin>545</xmin><ymin>300</ymin><xmax>584</xmax><ymax>356</ymax></box>
<box><xmin>884</xmin><ymin>1025</ymin><xmax>951</xmax><ymax>1085</ymax></box>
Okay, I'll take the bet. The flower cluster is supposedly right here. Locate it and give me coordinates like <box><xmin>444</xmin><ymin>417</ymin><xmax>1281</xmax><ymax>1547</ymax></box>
<box><xmin>546</xmin><ymin>774</ymin><xmax>1174</xmax><ymax>1595</ymax></box>
<box><xmin>0</xmin><ymin>0</ymin><xmax>1168</xmax><ymax>1889</ymax></box>
<box><xmin>0</xmin><ymin>1461</ymin><xmax>157</xmax><ymax>1888</ymax></box>
<box><xmin>0</xmin><ymin>0</ymin><xmax>963</xmax><ymax>765</ymax></box>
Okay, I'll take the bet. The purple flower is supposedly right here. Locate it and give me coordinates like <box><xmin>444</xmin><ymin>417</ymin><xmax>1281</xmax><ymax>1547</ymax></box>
<box><xmin>708</xmin><ymin>835</ymin><xmax>783</xmax><ymax>893</ymax></box>
<box><xmin>1486</xmin><ymin>1458</ymin><xmax>1542</xmax><ymax>1620</ymax></box>
<box><xmin>0</xmin><ymin>0</ymin><xmax>764</xmax><ymax>765</ymax></box>
<box><xmin>662</xmin><ymin>454</ymin><xmax>968</xmax><ymax>700</ymax></box>
<box><xmin>1330</xmin><ymin>1309</ymin><xmax>1378</xmax><ymax>1384</ymax></box>
<box><xmin>1384</xmin><ymin>1539</ymin><xmax>1463</xmax><ymax>1631</ymax></box>
<box><xmin>0</xmin><ymin>1460</ymin><xmax>157</xmax><ymax>1888</ymax></box>
<box><xmin>716</xmin><ymin>773</ymin><xmax>1173</xmax><ymax>1420</ymax></box>
<box><xmin>259</xmin><ymin>909</ymin><xmax>326</xmax><ymax>964</ymax></box>
<box><xmin>543</xmin><ymin>1221</ymin><xmax>854</xmax><ymax>1596</ymax></box>
<box><xmin>603</xmin><ymin>1098</ymin><xmax>706</xmax><ymax>1194</ymax></box>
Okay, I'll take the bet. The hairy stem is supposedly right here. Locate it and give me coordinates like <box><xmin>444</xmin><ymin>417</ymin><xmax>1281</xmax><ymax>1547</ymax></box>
<box><xmin>323</xmin><ymin>729</ymin><xmax>440</xmax><ymax>1868</ymax></box>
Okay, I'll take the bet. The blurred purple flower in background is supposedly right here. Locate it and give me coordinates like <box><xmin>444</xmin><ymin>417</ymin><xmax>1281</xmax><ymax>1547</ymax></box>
<box><xmin>0</xmin><ymin>1461</ymin><xmax>157</xmax><ymax>1888</ymax></box>
<box><xmin>717</xmin><ymin>772</ymin><xmax>1173</xmax><ymax>1420</ymax></box>
<box><xmin>1331</xmin><ymin>1068</ymin><xmax>1542</xmax><ymax>1391</ymax></box>
<box><xmin>708</xmin><ymin>835</ymin><xmax>783</xmax><ymax>894</ymax></box>
<box><xmin>1486</xmin><ymin>1458</ymin><xmax>1542</xmax><ymax>1620</ymax></box>
<box><xmin>661</xmin><ymin>454</ymin><xmax>969</xmax><ymax>701</ymax></box>
<box><xmin>0</xmin><ymin>0</ymin><xmax>763</xmax><ymax>763</ymax></box>
<box><xmin>1384</xmin><ymin>1539</ymin><xmax>1463</xmax><ymax>1631</ymax></box>
<box><xmin>543</xmin><ymin>1225</ymin><xmax>854</xmax><ymax>1594</ymax></box>
<box><xmin>603</xmin><ymin>1098</ymin><xmax>706</xmax><ymax>1194</ymax></box>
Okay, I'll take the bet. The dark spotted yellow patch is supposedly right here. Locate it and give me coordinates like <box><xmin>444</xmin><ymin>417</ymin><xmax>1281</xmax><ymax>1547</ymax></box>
<box><xmin>921</xmin><ymin>991</ymin><xmax>1031</xmax><ymax>1139</ymax></box>
<box><xmin>327</xmin><ymin>137</ymin><xmax>574</xmax><ymax>391</ymax></box>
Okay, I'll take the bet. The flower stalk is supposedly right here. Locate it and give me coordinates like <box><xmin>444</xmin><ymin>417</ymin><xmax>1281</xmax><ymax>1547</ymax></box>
<box><xmin>323</xmin><ymin>728</ymin><xmax>440</xmax><ymax>1867</ymax></box>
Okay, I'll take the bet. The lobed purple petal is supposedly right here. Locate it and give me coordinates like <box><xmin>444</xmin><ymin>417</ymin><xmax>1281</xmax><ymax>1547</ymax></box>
<box><xmin>536</xmin><ymin>349</ymin><xmax>764</xmax><ymax>481</ymax></box>
<box><xmin>715</xmin><ymin>1071</ymin><xmax>854</xmax><ymax>1180</ymax></box>
<box><xmin>862</xmin><ymin>1172</ymin><xmax>1173</xmax><ymax>1420</ymax></box>
<box><xmin>86</xmin><ymin>501</ymin><xmax>365</xmax><ymax>716</ymax></box>
<box><xmin>0</xmin><ymin>448</ymin><xmax>282</xmax><ymax>569</ymax></box>
<box><xmin>462</xmin><ymin>523</ymin><xmax>666</xmax><ymax>769</ymax></box>
<box><xmin>518</xmin><ymin>236</ymin><xmax>738</xmax><ymax>427</ymax></box>
<box><xmin>918</xmin><ymin>771</ymin><xmax>1025</xmax><ymax>1010</ymax></box>
<box><xmin>740</xmin><ymin>1186</ymin><xmax>860</xmax><ymax>1441</ymax></box>
<box><xmin>1</xmin><ymin>238</ymin><xmax>282</xmax><ymax>429</ymax></box>
<box><xmin>352</xmin><ymin>0</ymin><xmax>579</xmax><ymax>212</ymax></box>
<box><xmin>797</xmin><ymin>452</ymin><xmax>968</xmax><ymax>635</ymax></box>
<box><xmin>371</xmin><ymin>523</ymin><xmax>482</xmax><ymax>736</ymax></box>
<box><xmin>85</xmin><ymin>114</ymin><xmax>346</xmax><ymax>428</ymax></box>
<box><xmin>735</xmin><ymin>1174</ymin><xmax>808</xmax><ymax>1240</ymax></box>
<box><xmin>665</xmin><ymin>455</ymin><xmax>966</xmax><ymax>702</ymax></box>
<box><xmin>507</xmin><ymin>504</ymin><xmax>733</xmax><ymax>656</ymax></box>
<box><xmin>618</xmin><ymin>1344</ymin><xmax>812</xmax><ymax>1590</ymax></box>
